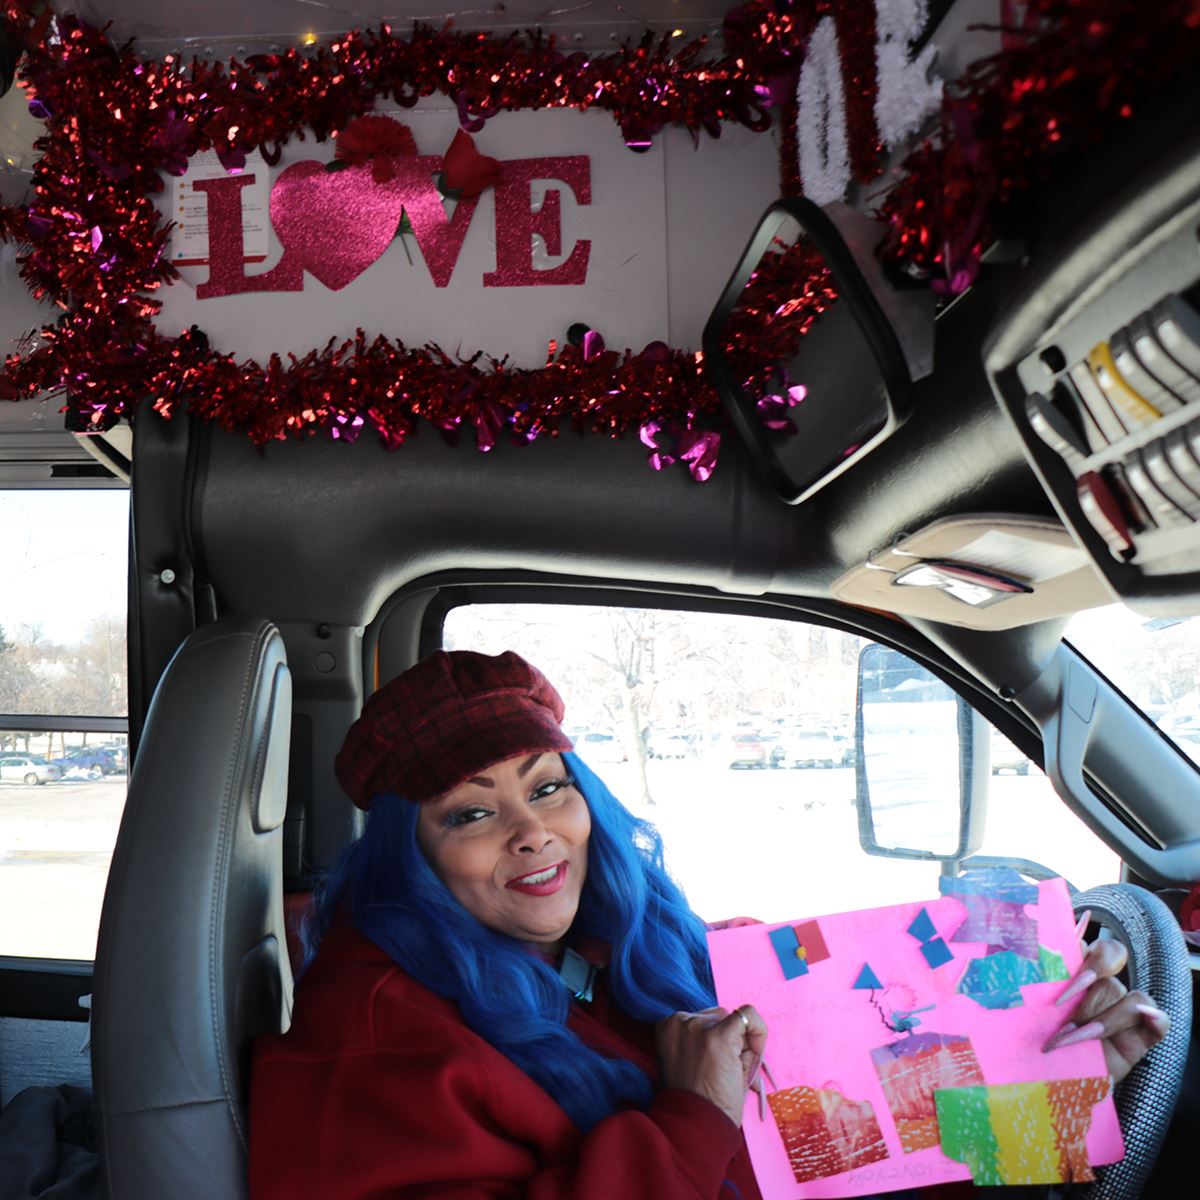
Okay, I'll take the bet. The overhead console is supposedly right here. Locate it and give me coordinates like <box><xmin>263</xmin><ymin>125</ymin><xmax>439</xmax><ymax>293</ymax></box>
<box><xmin>986</xmin><ymin>124</ymin><xmax>1200</xmax><ymax>613</ymax></box>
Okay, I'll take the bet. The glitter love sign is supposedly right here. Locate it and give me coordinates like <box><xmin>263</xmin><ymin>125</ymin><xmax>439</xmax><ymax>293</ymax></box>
<box><xmin>708</xmin><ymin>874</ymin><xmax>1123</xmax><ymax>1198</ymax></box>
<box><xmin>193</xmin><ymin>147</ymin><xmax>590</xmax><ymax>299</ymax></box>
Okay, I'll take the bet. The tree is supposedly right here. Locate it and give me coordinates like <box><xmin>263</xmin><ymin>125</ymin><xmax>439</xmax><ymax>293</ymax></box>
<box><xmin>0</xmin><ymin>614</ymin><xmax>127</xmax><ymax>720</ymax></box>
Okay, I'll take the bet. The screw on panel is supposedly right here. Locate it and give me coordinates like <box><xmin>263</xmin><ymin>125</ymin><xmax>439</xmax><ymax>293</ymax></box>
<box><xmin>159</xmin><ymin>568</ymin><xmax>176</xmax><ymax>585</ymax></box>
<box><xmin>999</xmin><ymin>684</ymin><xmax>1017</xmax><ymax>700</ymax></box>
<box><xmin>316</xmin><ymin>624</ymin><xmax>332</xmax><ymax>640</ymax></box>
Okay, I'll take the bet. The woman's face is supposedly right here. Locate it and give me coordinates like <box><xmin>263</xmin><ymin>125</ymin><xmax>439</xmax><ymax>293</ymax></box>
<box><xmin>416</xmin><ymin>751</ymin><xmax>590</xmax><ymax>950</ymax></box>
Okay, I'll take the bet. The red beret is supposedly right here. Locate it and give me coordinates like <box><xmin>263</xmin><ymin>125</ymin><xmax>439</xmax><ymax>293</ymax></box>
<box><xmin>335</xmin><ymin>650</ymin><xmax>574</xmax><ymax>809</ymax></box>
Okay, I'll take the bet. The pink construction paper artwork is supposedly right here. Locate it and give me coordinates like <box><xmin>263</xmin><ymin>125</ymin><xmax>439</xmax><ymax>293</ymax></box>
<box><xmin>706</xmin><ymin>877</ymin><xmax>1123</xmax><ymax>1199</ymax></box>
<box><xmin>870</xmin><ymin>1032</ymin><xmax>985</xmax><ymax>1153</ymax></box>
<box><xmin>935</xmin><ymin>1077</ymin><xmax>1112</xmax><ymax>1185</ymax></box>
<box><xmin>767</xmin><ymin>1086</ymin><xmax>889</xmax><ymax>1183</ymax></box>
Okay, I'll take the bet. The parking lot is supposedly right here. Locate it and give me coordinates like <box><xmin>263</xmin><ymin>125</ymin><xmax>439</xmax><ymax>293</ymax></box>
<box><xmin>0</xmin><ymin>761</ymin><xmax>1118</xmax><ymax>961</ymax></box>
<box><xmin>0</xmin><ymin>776</ymin><xmax>127</xmax><ymax>960</ymax></box>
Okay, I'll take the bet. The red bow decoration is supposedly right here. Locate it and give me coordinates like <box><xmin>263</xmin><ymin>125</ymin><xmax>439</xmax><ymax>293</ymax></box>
<box><xmin>334</xmin><ymin>115</ymin><xmax>417</xmax><ymax>183</ymax></box>
<box><xmin>439</xmin><ymin>130</ymin><xmax>503</xmax><ymax>200</ymax></box>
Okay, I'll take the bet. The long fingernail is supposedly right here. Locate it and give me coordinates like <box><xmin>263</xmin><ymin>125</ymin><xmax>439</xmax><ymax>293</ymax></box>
<box><xmin>1046</xmin><ymin>1020</ymin><xmax>1105</xmax><ymax>1050</ymax></box>
<box><xmin>1042</xmin><ymin>1022</ymin><xmax>1076</xmax><ymax>1052</ymax></box>
<box><xmin>1074</xmin><ymin>910</ymin><xmax>1092</xmax><ymax>940</ymax></box>
<box><xmin>1135</xmin><ymin>1003</ymin><xmax>1169</xmax><ymax>1031</ymax></box>
<box><xmin>1056</xmin><ymin>967</ymin><xmax>1096</xmax><ymax>1006</ymax></box>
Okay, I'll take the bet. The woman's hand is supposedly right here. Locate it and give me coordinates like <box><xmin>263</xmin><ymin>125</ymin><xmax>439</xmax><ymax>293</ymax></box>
<box><xmin>656</xmin><ymin>1005</ymin><xmax>768</xmax><ymax>1127</ymax></box>
<box><xmin>1042</xmin><ymin>934</ymin><xmax>1170</xmax><ymax>1083</ymax></box>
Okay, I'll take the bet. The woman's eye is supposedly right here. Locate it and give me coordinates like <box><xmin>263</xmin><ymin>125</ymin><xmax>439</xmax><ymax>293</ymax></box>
<box><xmin>446</xmin><ymin>806</ymin><xmax>491</xmax><ymax>828</ymax></box>
<box><xmin>531</xmin><ymin>776</ymin><xmax>575</xmax><ymax>802</ymax></box>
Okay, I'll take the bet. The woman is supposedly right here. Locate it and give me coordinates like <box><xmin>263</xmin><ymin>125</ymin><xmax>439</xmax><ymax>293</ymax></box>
<box><xmin>249</xmin><ymin>650</ymin><xmax>1169</xmax><ymax>1199</ymax></box>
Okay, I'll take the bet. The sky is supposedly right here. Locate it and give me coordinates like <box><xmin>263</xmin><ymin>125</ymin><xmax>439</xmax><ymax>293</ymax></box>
<box><xmin>0</xmin><ymin>489</ymin><xmax>129</xmax><ymax>645</ymax></box>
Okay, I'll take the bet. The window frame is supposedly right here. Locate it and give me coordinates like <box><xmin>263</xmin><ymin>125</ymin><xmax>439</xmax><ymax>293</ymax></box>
<box><xmin>365</xmin><ymin>571</ymin><xmax>1049</xmax><ymax>773</ymax></box>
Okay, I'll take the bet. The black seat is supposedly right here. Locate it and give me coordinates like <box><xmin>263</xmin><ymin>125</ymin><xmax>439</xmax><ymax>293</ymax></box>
<box><xmin>92</xmin><ymin>617</ymin><xmax>293</xmax><ymax>1199</ymax></box>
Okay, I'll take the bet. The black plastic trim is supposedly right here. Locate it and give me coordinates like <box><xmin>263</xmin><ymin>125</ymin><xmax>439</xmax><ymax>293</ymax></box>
<box><xmin>0</xmin><ymin>715</ymin><xmax>127</xmax><ymax>732</ymax></box>
<box><xmin>0</xmin><ymin>957</ymin><xmax>92</xmax><ymax>1022</ymax></box>
<box><xmin>374</xmin><ymin>571</ymin><xmax>1046</xmax><ymax>760</ymax></box>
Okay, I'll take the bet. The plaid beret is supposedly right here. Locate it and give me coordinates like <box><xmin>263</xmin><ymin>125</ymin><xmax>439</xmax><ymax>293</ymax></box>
<box><xmin>335</xmin><ymin>650</ymin><xmax>574</xmax><ymax>809</ymax></box>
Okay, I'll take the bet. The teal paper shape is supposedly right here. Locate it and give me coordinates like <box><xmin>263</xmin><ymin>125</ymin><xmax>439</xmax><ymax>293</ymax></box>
<box><xmin>958</xmin><ymin>950</ymin><xmax>1044</xmax><ymax>1009</ymax></box>
<box><xmin>854</xmin><ymin>963</ymin><xmax>884</xmax><ymax>990</ymax></box>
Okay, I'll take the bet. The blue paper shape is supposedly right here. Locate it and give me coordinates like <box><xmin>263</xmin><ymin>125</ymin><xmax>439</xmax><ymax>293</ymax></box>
<box><xmin>907</xmin><ymin>907</ymin><xmax>938</xmax><ymax>944</ymax></box>
<box><xmin>853</xmin><ymin>963</ymin><xmax>884</xmax><ymax>990</ymax></box>
<box><xmin>920</xmin><ymin>937</ymin><xmax>954</xmax><ymax>969</ymax></box>
<box><xmin>938</xmin><ymin>867</ymin><xmax>1038</xmax><ymax>905</ymax></box>
<box><xmin>769</xmin><ymin>925</ymin><xmax>810</xmax><ymax>980</ymax></box>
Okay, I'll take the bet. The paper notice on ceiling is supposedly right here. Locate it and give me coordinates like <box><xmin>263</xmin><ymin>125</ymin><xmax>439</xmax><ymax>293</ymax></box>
<box><xmin>170</xmin><ymin>150</ymin><xmax>270</xmax><ymax>266</ymax></box>
<box><xmin>950</xmin><ymin>531</ymin><xmax>1088</xmax><ymax>583</ymax></box>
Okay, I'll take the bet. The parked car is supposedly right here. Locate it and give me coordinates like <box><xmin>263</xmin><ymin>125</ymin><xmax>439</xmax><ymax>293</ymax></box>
<box><xmin>723</xmin><ymin>731</ymin><xmax>774</xmax><ymax>769</ymax></box>
<box><xmin>830</xmin><ymin>730</ymin><xmax>855</xmax><ymax>768</ymax></box>
<box><xmin>990</xmin><ymin>731</ymin><xmax>1032</xmax><ymax>776</ymax></box>
<box><xmin>574</xmin><ymin>731</ymin><xmax>627</xmax><ymax>764</ymax></box>
<box><xmin>647</xmin><ymin>729</ymin><xmax>696</xmax><ymax>759</ymax></box>
<box><xmin>57</xmin><ymin>748</ymin><xmax>121</xmax><ymax>779</ymax></box>
<box><xmin>778</xmin><ymin>729</ymin><xmax>839</xmax><ymax>769</ymax></box>
<box><xmin>0</xmin><ymin>755</ymin><xmax>63</xmax><ymax>785</ymax></box>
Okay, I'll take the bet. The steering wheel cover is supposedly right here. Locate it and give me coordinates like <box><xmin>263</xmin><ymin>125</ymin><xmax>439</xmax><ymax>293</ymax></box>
<box><xmin>1070</xmin><ymin>884</ymin><xmax>1192</xmax><ymax>1200</ymax></box>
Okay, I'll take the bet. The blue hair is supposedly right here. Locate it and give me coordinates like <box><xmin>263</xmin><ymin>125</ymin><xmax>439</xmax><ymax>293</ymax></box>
<box><xmin>305</xmin><ymin>751</ymin><xmax>716</xmax><ymax>1131</ymax></box>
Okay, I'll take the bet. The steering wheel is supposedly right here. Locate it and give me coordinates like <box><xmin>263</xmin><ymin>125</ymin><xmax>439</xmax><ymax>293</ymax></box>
<box><xmin>1070</xmin><ymin>884</ymin><xmax>1192</xmax><ymax>1200</ymax></box>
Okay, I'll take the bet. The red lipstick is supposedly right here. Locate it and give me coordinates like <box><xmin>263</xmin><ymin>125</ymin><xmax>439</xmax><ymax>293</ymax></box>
<box><xmin>506</xmin><ymin>862</ymin><xmax>568</xmax><ymax>896</ymax></box>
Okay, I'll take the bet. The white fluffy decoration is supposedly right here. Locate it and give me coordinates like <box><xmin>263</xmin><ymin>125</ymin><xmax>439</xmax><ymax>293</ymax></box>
<box><xmin>796</xmin><ymin>15</ymin><xmax>851</xmax><ymax>205</ymax></box>
<box><xmin>874</xmin><ymin>0</ymin><xmax>944</xmax><ymax>148</ymax></box>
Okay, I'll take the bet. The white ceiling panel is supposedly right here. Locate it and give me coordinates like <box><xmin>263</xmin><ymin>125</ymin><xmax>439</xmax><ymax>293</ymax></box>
<box><xmin>73</xmin><ymin>0</ymin><xmax>732</xmax><ymax>54</ymax></box>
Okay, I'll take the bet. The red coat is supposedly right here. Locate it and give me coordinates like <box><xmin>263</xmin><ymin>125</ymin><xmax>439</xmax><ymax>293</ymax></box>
<box><xmin>249</xmin><ymin>922</ymin><xmax>763</xmax><ymax>1200</ymax></box>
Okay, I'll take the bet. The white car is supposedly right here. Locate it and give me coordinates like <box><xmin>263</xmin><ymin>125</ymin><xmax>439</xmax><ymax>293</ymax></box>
<box><xmin>778</xmin><ymin>730</ymin><xmax>839</xmax><ymax>769</ymax></box>
<box><xmin>0</xmin><ymin>755</ymin><xmax>63</xmax><ymax>785</ymax></box>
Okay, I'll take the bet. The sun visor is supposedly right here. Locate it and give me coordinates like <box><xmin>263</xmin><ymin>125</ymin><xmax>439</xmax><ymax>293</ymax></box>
<box><xmin>832</xmin><ymin>515</ymin><xmax>1113</xmax><ymax>631</ymax></box>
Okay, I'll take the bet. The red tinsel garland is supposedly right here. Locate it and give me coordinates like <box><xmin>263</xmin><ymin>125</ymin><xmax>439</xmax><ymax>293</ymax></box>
<box><xmin>875</xmin><ymin>0</ymin><xmax>1200</xmax><ymax>289</ymax></box>
<box><xmin>0</xmin><ymin>0</ymin><xmax>1198</xmax><ymax>479</ymax></box>
<box><xmin>0</xmin><ymin>0</ymin><xmax>836</xmax><ymax>478</ymax></box>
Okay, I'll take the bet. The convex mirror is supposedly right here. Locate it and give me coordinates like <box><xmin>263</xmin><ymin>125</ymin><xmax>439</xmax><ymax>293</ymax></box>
<box><xmin>854</xmin><ymin>643</ymin><xmax>989</xmax><ymax>861</ymax></box>
<box><xmin>702</xmin><ymin>197</ymin><xmax>914</xmax><ymax>505</ymax></box>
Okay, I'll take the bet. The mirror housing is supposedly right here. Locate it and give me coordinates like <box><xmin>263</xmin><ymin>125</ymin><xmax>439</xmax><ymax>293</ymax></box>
<box><xmin>702</xmin><ymin>197</ymin><xmax>922</xmax><ymax>505</ymax></box>
<box><xmin>854</xmin><ymin>643</ymin><xmax>990</xmax><ymax>861</ymax></box>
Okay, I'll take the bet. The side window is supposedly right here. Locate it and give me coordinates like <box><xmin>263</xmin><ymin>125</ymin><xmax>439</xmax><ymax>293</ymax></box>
<box><xmin>443</xmin><ymin>603</ymin><xmax>1119</xmax><ymax>922</ymax></box>
<box><xmin>0</xmin><ymin>489</ymin><xmax>129</xmax><ymax>960</ymax></box>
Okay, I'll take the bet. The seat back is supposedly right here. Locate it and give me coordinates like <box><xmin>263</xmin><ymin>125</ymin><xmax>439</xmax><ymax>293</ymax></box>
<box><xmin>92</xmin><ymin>617</ymin><xmax>293</xmax><ymax>1200</ymax></box>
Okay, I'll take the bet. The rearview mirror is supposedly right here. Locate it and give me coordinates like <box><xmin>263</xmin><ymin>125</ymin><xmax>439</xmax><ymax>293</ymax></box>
<box><xmin>702</xmin><ymin>198</ymin><xmax>915</xmax><ymax>505</ymax></box>
<box><xmin>854</xmin><ymin>643</ymin><xmax>989</xmax><ymax>861</ymax></box>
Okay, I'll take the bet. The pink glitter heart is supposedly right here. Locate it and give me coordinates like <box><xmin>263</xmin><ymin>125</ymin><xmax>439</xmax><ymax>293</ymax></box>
<box><xmin>270</xmin><ymin>160</ymin><xmax>411</xmax><ymax>291</ymax></box>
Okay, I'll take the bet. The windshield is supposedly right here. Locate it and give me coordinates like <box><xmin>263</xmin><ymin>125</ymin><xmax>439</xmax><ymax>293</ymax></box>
<box><xmin>1065</xmin><ymin>604</ymin><xmax>1200</xmax><ymax>764</ymax></box>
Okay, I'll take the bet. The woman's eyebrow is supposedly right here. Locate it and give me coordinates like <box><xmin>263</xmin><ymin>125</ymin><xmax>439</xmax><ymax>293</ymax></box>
<box><xmin>516</xmin><ymin>753</ymin><xmax>544</xmax><ymax>778</ymax></box>
<box><xmin>465</xmin><ymin>753</ymin><xmax>544</xmax><ymax>788</ymax></box>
